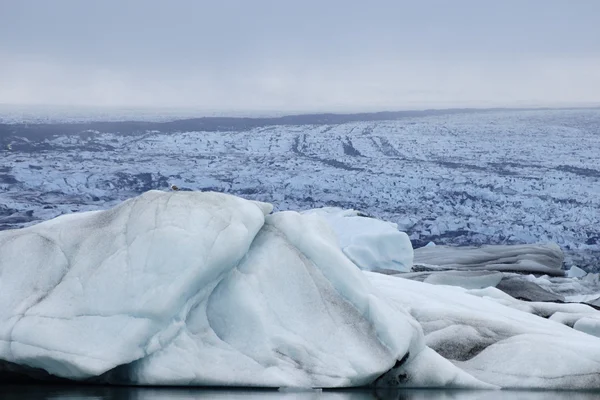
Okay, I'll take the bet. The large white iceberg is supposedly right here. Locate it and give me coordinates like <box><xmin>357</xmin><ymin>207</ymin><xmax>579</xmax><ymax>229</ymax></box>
<box><xmin>0</xmin><ymin>191</ymin><xmax>477</xmax><ymax>388</ymax></box>
<box><xmin>1</xmin><ymin>191</ymin><xmax>600</xmax><ymax>389</ymax></box>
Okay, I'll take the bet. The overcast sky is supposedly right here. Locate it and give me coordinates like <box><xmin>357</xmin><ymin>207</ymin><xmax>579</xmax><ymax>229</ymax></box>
<box><xmin>1</xmin><ymin>0</ymin><xmax>599</xmax><ymax>113</ymax></box>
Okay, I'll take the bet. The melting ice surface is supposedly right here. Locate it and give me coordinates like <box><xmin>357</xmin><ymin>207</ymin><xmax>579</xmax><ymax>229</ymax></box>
<box><xmin>1</xmin><ymin>191</ymin><xmax>600</xmax><ymax>389</ymax></box>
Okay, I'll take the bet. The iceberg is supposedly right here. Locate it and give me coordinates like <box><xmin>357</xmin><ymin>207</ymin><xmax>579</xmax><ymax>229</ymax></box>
<box><xmin>1</xmin><ymin>191</ymin><xmax>599</xmax><ymax>389</ymax></box>
<box><xmin>1</xmin><ymin>191</ymin><xmax>470</xmax><ymax>387</ymax></box>
<box><xmin>0</xmin><ymin>190</ymin><xmax>271</xmax><ymax>379</ymax></box>
<box><xmin>119</xmin><ymin>208</ymin><xmax>423</xmax><ymax>387</ymax></box>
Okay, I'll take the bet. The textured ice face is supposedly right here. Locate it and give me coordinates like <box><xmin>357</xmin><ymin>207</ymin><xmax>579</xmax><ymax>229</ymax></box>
<box><xmin>0</xmin><ymin>190</ymin><xmax>270</xmax><ymax>378</ymax></box>
<box><xmin>3</xmin><ymin>109</ymin><xmax>599</xmax><ymax>272</ymax></box>
<box><xmin>123</xmin><ymin>209</ymin><xmax>422</xmax><ymax>387</ymax></box>
<box><xmin>413</xmin><ymin>243</ymin><xmax>565</xmax><ymax>276</ymax></box>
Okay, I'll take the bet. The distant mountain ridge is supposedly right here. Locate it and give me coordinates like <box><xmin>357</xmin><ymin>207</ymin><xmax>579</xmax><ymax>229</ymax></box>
<box><xmin>2</xmin><ymin>106</ymin><xmax>599</xmax><ymax>141</ymax></box>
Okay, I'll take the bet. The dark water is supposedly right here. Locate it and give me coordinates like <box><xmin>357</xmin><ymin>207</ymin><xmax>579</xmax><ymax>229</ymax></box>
<box><xmin>2</xmin><ymin>386</ymin><xmax>599</xmax><ymax>400</ymax></box>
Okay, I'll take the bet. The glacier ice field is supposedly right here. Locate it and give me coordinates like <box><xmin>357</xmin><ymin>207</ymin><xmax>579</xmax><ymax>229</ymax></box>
<box><xmin>1</xmin><ymin>108</ymin><xmax>599</xmax><ymax>271</ymax></box>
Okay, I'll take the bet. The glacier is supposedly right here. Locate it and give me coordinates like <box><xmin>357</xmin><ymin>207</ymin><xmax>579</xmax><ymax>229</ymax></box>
<box><xmin>2</xmin><ymin>108</ymin><xmax>599</xmax><ymax>272</ymax></box>
<box><xmin>1</xmin><ymin>190</ymin><xmax>600</xmax><ymax>389</ymax></box>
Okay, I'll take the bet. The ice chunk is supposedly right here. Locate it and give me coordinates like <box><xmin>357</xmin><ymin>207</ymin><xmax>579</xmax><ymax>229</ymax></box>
<box><xmin>303</xmin><ymin>207</ymin><xmax>413</xmax><ymax>272</ymax></box>
<box><xmin>495</xmin><ymin>277</ymin><xmax>565</xmax><ymax>302</ymax></box>
<box><xmin>567</xmin><ymin>266</ymin><xmax>588</xmax><ymax>278</ymax></box>
<box><xmin>400</xmin><ymin>271</ymin><xmax>503</xmax><ymax>290</ymax></box>
<box><xmin>423</xmin><ymin>271</ymin><xmax>503</xmax><ymax>290</ymax></box>
<box><xmin>0</xmin><ymin>191</ymin><xmax>270</xmax><ymax>378</ymax></box>
<box><xmin>574</xmin><ymin>317</ymin><xmax>600</xmax><ymax>338</ymax></box>
<box><xmin>125</xmin><ymin>210</ymin><xmax>423</xmax><ymax>387</ymax></box>
<box><xmin>3</xmin><ymin>191</ymin><xmax>598</xmax><ymax>389</ymax></box>
<box><xmin>367</xmin><ymin>272</ymin><xmax>600</xmax><ymax>389</ymax></box>
<box><xmin>521</xmin><ymin>273</ymin><xmax>600</xmax><ymax>300</ymax></box>
<box><xmin>414</xmin><ymin>244</ymin><xmax>565</xmax><ymax>276</ymax></box>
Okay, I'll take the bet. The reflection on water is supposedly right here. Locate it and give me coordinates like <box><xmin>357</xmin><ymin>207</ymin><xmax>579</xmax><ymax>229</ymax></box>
<box><xmin>2</xmin><ymin>386</ymin><xmax>600</xmax><ymax>400</ymax></box>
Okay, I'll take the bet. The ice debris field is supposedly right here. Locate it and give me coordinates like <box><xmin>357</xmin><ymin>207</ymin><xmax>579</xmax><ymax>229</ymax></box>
<box><xmin>1</xmin><ymin>190</ymin><xmax>600</xmax><ymax>389</ymax></box>
<box><xmin>1</xmin><ymin>108</ymin><xmax>599</xmax><ymax>271</ymax></box>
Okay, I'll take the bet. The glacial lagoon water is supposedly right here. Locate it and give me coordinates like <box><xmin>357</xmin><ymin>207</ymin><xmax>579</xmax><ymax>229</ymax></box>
<box><xmin>3</xmin><ymin>386</ymin><xmax>600</xmax><ymax>400</ymax></box>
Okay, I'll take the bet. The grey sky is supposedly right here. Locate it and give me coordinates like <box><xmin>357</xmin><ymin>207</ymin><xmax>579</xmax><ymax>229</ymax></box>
<box><xmin>1</xmin><ymin>0</ymin><xmax>599</xmax><ymax>113</ymax></box>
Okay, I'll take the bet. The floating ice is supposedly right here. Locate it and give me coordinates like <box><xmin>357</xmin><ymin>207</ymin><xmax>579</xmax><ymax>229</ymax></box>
<box><xmin>368</xmin><ymin>272</ymin><xmax>600</xmax><ymax>389</ymax></box>
<box><xmin>1</xmin><ymin>191</ymin><xmax>599</xmax><ymax>389</ymax></box>
<box><xmin>0</xmin><ymin>191</ymin><xmax>450</xmax><ymax>387</ymax></box>
<box><xmin>303</xmin><ymin>207</ymin><xmax>413</xmax><ymax>272</ymax></box>
<box><xmin>567</xmin><ymin>266</ymin><xmax>588</xmax><ymax>278</ymax></box>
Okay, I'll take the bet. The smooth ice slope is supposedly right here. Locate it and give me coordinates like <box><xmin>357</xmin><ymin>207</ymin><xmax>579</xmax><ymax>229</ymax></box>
<box><xmin>304</xmin><ymin>208</ymin><xmax>413</xmax><ymax>272</ymax></box>
<box><xmin>120</xmin><ymin>210</ymin><xmax>422</xmax><ymax>387</ymax></box>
